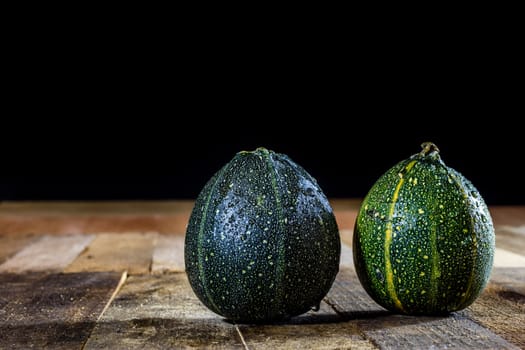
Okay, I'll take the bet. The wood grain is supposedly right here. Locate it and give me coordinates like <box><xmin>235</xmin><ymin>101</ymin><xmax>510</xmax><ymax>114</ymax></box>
<box><xmin>496</xmin><ymin>225</ymin><xmax>525</xmax><ymax>256</ymax></box>
<box><xmin>65</xmin><ymin>233</ymin><xmax>156</xmax><ymax>274</ymax></box>
<box><xmin>489</xmin><ymin>267</ymin><xmax>525</xmax><ymax>296</ymax></box>
<box><xmin>339</xmin><ymin>229</ymin><xmax>353</xmax><ymax>246</ymax></box>
<box><xmin>0</xmin><ymin>272</ymin><xmax>47</xmax><ymax>298</ymax></box>
<box><xmin>0</xmin><ymin>201</ymin><xmax>523</xmax><ymax>349</ymax></box>
<box><xmin>334</xmin><ymin>211</ymin><xmax>358</xmax><ymax>231</ymax></box>
<box><xmin>0</xmin><ymin>271</ymin><xmax>125</xmax><ymax>349</ymax></box>
<box><xmin>237</xmin><ymin>302</ymin><xmax>375</xmax><ymax>350</ymax></box>
<box><xmin>325</xmin><ymin>268</ymin><xmax>387</xmax><ymax>319</ymax></box>
<box><xmin>0</xmin><ymin>235</ymin><xmax>94</xmax><ymax>273</ymax></box>
<box><xmin>0</xmin><ymin>233</ymin><xmax>38</xmax><ymax>264</ymax></box>
<box><xmin>460</xmin><ymin>267</ymin><xmax>525</xmax><ymax>348</ymax></box>
<box><xmin>0</xmin><ymin>201</ymin><xmax>194</xmax><ymax>235</ymax></box>
<box><xmin>357</xmin><ymin>312</ymin><xmax>518</xmax><ymax>350</ymax></box>
<box><xmin>494</xmin><ymin>247</ymin><xmax>525</xmax><ymax>267</ymax></box>
<box><xmin>151</xmin><ymin>235</ymin><xmax>185</xmax><ymax>274</ymax></box>
<box><xmin>84</xmin><ymin>273</ymin><xmax>244</xmax><ymax>349</ymax></box>
<box><xmin>340</xmin><ymin>241</ymin><xmax>354</xmax><ymax>271</ymax></box>
<box><xmin>325</xmin><ymin>269</ymin><xmax>519</xmax><ymax>349</ymax></box>
<box><xmin>491</xmin><ymin>207</ymin><xmax>525</xmax><ymax>227</ymax></box>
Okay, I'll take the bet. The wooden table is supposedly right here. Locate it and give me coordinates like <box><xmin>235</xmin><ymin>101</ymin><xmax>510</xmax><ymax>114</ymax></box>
<box><xmin>0</xmin><ymin>200</ymin><xmax>524</xmax><ymax>349</ymax></box>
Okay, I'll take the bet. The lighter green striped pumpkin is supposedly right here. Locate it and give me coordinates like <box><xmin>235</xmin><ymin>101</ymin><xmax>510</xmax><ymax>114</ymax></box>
<box><xmin>353</xmin><ymin>142</ymin><xmax>495</xmax><ymax>315</ymax></box>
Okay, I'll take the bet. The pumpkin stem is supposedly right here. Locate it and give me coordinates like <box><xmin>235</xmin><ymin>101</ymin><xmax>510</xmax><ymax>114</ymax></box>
<box><xmin>420</xmin><ymin>142</ymin><xmax>440</xmax><ymax>157</ymax></box>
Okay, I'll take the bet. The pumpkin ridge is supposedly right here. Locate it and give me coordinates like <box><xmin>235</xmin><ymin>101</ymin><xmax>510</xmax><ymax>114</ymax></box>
<box><xmin>196</xmin><ymin>161</ymin><xmax>230</xmax><ymax>315</ymax></box>
<box><xmin>385</xmin><ymin>159</ymin><xmax>417</xmax><ymax>312</ymax></box>
<box><xmin>429</xmin><ymin>217</ymin><xmax>440</xmax><ymax>309</ymax></box>
<box><xmin>446</xmin><ymin>168</ymin><xmax>477</xmax><ymax>307</ymax></box>
<box><xmin>264</xmin><ymin>150</ymin><xmax>286</xmax><ymax>315</ymax></box>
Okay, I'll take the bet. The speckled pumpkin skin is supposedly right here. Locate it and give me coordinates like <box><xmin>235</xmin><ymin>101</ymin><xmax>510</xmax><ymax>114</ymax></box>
<box><xmin>353</xmin><ymin>143</ymin><xmax>495</xmax><ymax>315</ymax></box>
<box><xmin>185</xmin><ymin>148</ymin><xmax>340</xmax><ymax>322</ymax></box>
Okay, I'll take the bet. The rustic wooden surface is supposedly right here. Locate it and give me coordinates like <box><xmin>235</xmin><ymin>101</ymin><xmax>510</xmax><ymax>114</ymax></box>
<box><xmin>495</xmin><ymin>225</ymin><xmax>525</xmax><ymax>255</ymax></box>
<box><xmin>0</xmin><ymin>200</ymin><xmax>524</xmax><ymax>349</ymax></box>
<box><xmin>152</xmin><ymin>235</ymin><xmax>186</xmax><ymax>274</ymax></box>
<box><xmin>0</xmin><ymin>235</ymin><xmax>94</xmax><ymax>273</ymax></box>
<box><xmin>84</xmin><ymin>273</ymin><xmax>245</xmax><ymax>349</ymax></box>
<box><xmin>0</xmin><ymin>233</ymin><xmax>38</xmax><ymax>264</ymax></box>
<box><xmin>65</xmin><ymin>232</ymin><xmax>157</xmax><ymax>274</ymax></box>
<box><xmin>0</xmin><ymin>271</ymin><xmax>125</xmax><ymax>349</ymax></box>
<box><xmin>463</xmin><ymin>268</ymin><xmax>525</xmax><ymax>348</ymax></box>
<box><xmin>237</xmin><ymin>302</ymin><xmax>376</xmax><ymax>350</ymax></box>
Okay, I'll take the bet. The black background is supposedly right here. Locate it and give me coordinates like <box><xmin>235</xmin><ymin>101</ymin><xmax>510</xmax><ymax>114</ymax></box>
<box><xmin>1</xmin><ymin>120</ymin><xmax>522</xmax><ymax>205</ymax></box>
<box><xmin>1</xmin><ymin>24</ymin><xmax>522</xmax><ymax>204</ymax></box>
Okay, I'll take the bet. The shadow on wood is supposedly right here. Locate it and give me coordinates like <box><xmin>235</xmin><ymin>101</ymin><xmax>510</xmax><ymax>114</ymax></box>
<box><xmin>86</xmin><ymin>318</ymin><xmax>245</xmax><ymax>349</ymax></box>
<box><xmin>0</xmin><ymin>321</ymin><xmax>97</xmax><ymax>349</ymax></box>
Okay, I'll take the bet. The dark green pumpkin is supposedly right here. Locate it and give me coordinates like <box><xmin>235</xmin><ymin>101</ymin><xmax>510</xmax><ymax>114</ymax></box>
<box><xmin>185</xmin><ymin>147</ymin><xmax>340</xmax><ymax>322</ymax></box>
<box><xmin>353</xmin><ymin>142</ymin><xmax>495</xmax><ymax>315</ymax></box>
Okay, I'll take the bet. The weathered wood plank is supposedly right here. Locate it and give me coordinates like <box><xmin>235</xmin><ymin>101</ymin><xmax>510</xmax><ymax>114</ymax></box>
<box><xmin>335</xmin><ymin>210</ymin><xmax>358</xmax><ymax>231</ymax></box>
<box><xmin>340</xmin><ymin>241</ymin><xmax>354</xmax><ymax>271</ymax></box>
<box><xmin>0</xmin><ymin>271</ymin><xmax>125</xmax><ymax>349</ymax></box>
<box><xmin>0</xmin><ymin>201</ymin><xmax>195</xmax><ymax>234</ymax></box>
<box><xmin>0</xmin><ymin>233</ymin><xmax>38</xmax><ymax>264</ymax></box>
<box><xmin>84</xmin><ymin>273</ymin><xmax>244</xmax><ymax>349</ymax></box>
<box><xmin>489</xmin><ymin>267</ymin><xmax>525</xmax><ymax>298</ymax></box>
<box><xmin>358</xmin><ymin>312</ymin><xmax>518</xmax><ymax>350</ymax></box>
<box><xmin>0</xmin><ymin>235</ymin><xmax>94</xmax><ymax>273</ymax></box>
<box><xmin>464</xmin><ymin>285</ymin><xmax>524</xmax><ymax>348</ymax></box>
<box><xmin>491</xmin><ymin>207</ymin><xmax>525</xmax><ymax>228</ymax></box>
<box><xmin>325</xmin><ymin>268</ymin><xmax>387</xmax><ymax>318</ymax></box>
<box><xmin>65</xmin><ymin>233</ymin><xmax>156</xmax><ymax>274</ymax></box>
<box><xmin>0</xmin><ymin>272</ymin><xmax>47</xmax><ymax>298</ymax></box>
<box><xmin>462</xmin><ymin>267</ymin><xmax>525</xmax><ymax>348</ymax></box>
<box><xmin>494</xmin><ymin>247</ymin><xmax>525</xmax><ymax>267</ymax></box>
<box><xmin>339</xmin><ymin>229</ymin><xmax>353</xmax><ymax>247</ymax></box>
<box><xmin>238</xmin><ymin>302</ymin><xmax>376</xmax><ymax>350</ymax></box>
<box><xmin>496</xmin><ymin>225</ymin><xmax>525</xmax><ymax>256</ymax></box>
<box><xmin>0</xmin><ymin>200</ymin><xmax>195</xmax><ymax>214</ymax></box>
<box><xmin>151</xmin><ymin>235</ymin><xmax>185</xmax><ymax>274</ymax></box>
<box><xmin>325</xmin><ymin>269</ymin><xmax>519</xmax><ymax>349</ymax></box>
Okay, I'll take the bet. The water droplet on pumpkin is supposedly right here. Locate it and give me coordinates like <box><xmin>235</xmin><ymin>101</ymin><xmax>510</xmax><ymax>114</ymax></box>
<box><xmin>375</xmin><ymin>268</ymin><xmax>384</xmax><ymax>282</ymax></box>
